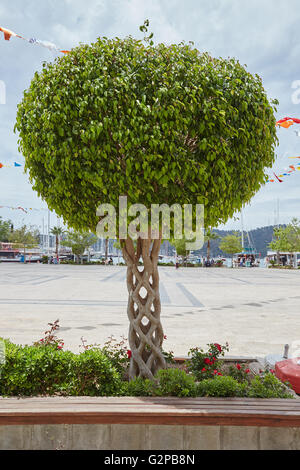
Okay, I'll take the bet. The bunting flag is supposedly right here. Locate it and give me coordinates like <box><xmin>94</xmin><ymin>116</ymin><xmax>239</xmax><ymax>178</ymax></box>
<box><xmin>0</xmin><ymin>25</ymin><xmax>69</xmax><ymax>54</ymax></box>
<box><xmin>276</xmin><ymin>117</ymin><xmax>300</xmax><ymax>127</ymax></box>
<box><xmin>0</xmin><ymin>26</ymin><xmax>22</xmax><ymax>41</ymax></box>
<box><xmin>273</xmin><ymin>172</ymin><xmax>283</xmax><ymax>183</ymax></box>
<box><xmin>0</xmin><ymin>162</ymin><xmax>22</xmax><ymax>168</ymax></box>
<box><xmin>277</xmin><ymin>120</ymin><xmax>294</xmax><ymax>128</ymax></box>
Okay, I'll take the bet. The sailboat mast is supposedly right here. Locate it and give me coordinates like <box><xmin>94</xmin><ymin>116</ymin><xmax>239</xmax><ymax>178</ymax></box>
<box><xmin>241</xmin><ymin>210</ymin><xmax>244</xmax><ymax>249</ymax></box>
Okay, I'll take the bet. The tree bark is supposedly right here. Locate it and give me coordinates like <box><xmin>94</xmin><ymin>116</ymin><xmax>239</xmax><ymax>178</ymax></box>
<box><xmin>121</xmin><ymin>236</ymin><xmax>166</xmax><ymax>380</ymax></box>
<box><xmin>207</xmin><ymin>239</ymin><xmax>210</xmax><ymax>260</ymax></box>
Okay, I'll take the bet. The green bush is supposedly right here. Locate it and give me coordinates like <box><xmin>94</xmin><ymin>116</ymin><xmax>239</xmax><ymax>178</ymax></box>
<box><xmin>0</xmin><ymin>336</ymin><xmax>296</xmax><ymax>399</ymax></box>
<box><xmin>187</xmin><ymin>342</ymin><xmax>229</xmax><ymax>380</ymax></box>
<box><xmin>65</xmin><ymin>349</ymin><xmax>123</xmax><ymax>396</ymax></box>
<box><xmin>197</xmin><ymin>375</ymin><xmax>246</xmax><ymax>397</ymax></box>
<box><xmin>0</xmin><ymin>340</ymin><xmax>122</xmax><ymax>397</ymax></box>
<box><xmin>247</xmin><ymin>372</ymin><xmax>294</xmax><ymax>399</ymax></box>
<box><xmin>154</xmin><ymin>368</ymin><xmax>197</xmax><ymax>397</ymax></box>
<box><xmin>124</xmin><ymin>377</ymin><xmax>155</xmax><ymax>396</ymax></box>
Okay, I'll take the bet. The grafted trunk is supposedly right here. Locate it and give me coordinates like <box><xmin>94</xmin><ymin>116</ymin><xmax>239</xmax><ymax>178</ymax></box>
<box><xmin>121</xmin><ymin>236</ymin><xmax>166</xmax><ymax>380</ymax></box>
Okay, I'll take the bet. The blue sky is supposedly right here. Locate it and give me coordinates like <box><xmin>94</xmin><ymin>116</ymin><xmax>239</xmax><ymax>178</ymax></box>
<box><xmin>0</xmin><ymin>0</ymin><xmax>300</xmax><ymax>233</ymax></box>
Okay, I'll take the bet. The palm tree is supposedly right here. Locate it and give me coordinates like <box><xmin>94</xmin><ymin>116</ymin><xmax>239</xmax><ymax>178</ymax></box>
<box><xmin>50</xmin><ymin>226</ymin><xmax>65</xmax><ymax>258</ymax></box>
<box><xmin>204</xmin><ymin>228</ymin><xmax>220</xmax><ymax>260</ymax></box>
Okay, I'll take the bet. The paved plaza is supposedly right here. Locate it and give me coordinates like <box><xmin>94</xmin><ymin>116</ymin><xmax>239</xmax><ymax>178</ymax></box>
<box><xmin>0</xmin><ymin>264</ymin><xmax>300</xmax><ymax>358</ymax></box>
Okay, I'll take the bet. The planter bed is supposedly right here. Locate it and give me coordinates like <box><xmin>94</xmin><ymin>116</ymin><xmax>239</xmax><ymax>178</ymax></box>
<box><xmin>1</xmin><ymin>396</ymin><xmax>300</xmax><ymax>450</ymax></box>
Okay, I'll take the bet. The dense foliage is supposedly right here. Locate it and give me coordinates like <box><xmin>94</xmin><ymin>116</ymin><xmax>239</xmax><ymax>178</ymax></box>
<box><xmin>0</xmin><ymin>332</ymin><xmax>294</xmax><ymax>399</ymax></box>
<box><xmin>219</xmin><ymin>232</ymin><xmax>243</xmax><ymax>256</ymax></box>
<box><xmin>0</xmin><ymin>217</ymin><xmax>12</xmax><ymax>242</ymax></box>
<box><xmin>269</xmin><ymin>218</ymin><xmax>300</xmax><ymax>253</ymax></box>
<box><xmin>15</xmin><ymin>32</ymin><xmax>278</xmax><ymax>233</ymax></box>
<box><xmin>0</xmin><ymin>339</ymin><xmax>123</xmax><ymax>397</ymax></box>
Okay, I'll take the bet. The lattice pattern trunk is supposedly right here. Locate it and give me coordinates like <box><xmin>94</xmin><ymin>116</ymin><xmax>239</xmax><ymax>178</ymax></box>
<box><xmin>121</xmin><ymin>236</ymin><xmax>166</xmax><ymax>380</ymax></box>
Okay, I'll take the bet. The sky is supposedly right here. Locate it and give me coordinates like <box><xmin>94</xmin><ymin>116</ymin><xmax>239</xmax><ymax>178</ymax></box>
<box><xmin>1</xmin><ymin>0</ymin><xmax>300</xmax><ymax>234</ymax></box>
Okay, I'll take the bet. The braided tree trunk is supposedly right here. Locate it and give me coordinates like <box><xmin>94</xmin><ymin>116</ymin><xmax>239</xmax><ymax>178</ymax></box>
<box><xmin>121</xmin><ymin>236</ymin><xmax>166</xmax><ymax>380</ymax></box>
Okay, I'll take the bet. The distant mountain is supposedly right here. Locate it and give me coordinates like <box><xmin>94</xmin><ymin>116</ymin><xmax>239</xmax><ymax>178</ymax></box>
<box><xmin>196</xmin><ymin>225</ymin><xmax>280</xmax><ymax>258</ymax></box>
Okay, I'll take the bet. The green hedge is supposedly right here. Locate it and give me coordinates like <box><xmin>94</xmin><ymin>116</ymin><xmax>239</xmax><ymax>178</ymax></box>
<box><xmin>0</xmin><ymin>340</ymin><xmax>295</xmax><ymax>399</ymax></box>
<box><xmin>122</xmin><ymin>368</ymin><xmax>293</xmax><ymax>399</ymax></box>
<box><xmin>0</xmin><ymin>340</ymin><xmax>123</xmax><ymax>397</ymax></box>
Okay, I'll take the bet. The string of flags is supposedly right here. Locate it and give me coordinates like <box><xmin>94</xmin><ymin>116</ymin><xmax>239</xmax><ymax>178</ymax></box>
<box><xmin>0</xmin><ymin>205</ymin><xmax>48</xmax><ymax>213</ymax></box>
<box><xmin>0</xmin><ymin>162</ymin><xmax>22</xmax><ymax>169</ymax></box>
<box><xmin>267</xmin><ymin>118</ymin><xmax>300</xmax><ymax>183</ymax></box>
<box><xmin>0</xmin><ymin>26</ymin><xmax>69</xmax><ymax>54</ymax></box>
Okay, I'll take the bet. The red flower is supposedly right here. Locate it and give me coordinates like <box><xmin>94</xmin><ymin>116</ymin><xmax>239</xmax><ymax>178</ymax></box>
<box><xmin>163</xmin><ymin>335</ymin><xmax>167</xmax><ymax>340</ymax></box>
<box><xmin>202</xmin><ymin>367</ymin><xmax>206</xmax><ymax>372</ymax></box>
<box><xmin>217</xmin><ymin>372</ymin><xmax>222</xmax><ymax>376</ymax></box>
<box><xmin>236</xmin><ymin>364</ymin><xmax>241</xmax><ymax>370</ymax></box>
<box><xmin>204</xmin><ymin>358</ymin><xmax>211</xmax><ymax>365</ymax></box>
<box><xmin>270</xmin><ymin>369</ymin><xmax>275</xmax><ymax>374</ymax></box>
<box><xmin>127</xmin><ymin>350</ymin><xmax>132</xmax><ymax>359</ymax></box>
<box><xmin>214</xmin><ymin>343</ymin><xmax>222</xmax><ymax>353</ymax></box>
<box><xmin>245</xmin><ymin>369</ymin><xmax>250</xmax><ymax>374</ymax></box>
<box><xmin>213</xmin><ymin>370</ymin><xmax>218</xmax><ymax>375</ymax></box>
<box><xmin>57</xmin><ymin>346</ymin><xmax>62</xmax><ymax>350</ymax></box>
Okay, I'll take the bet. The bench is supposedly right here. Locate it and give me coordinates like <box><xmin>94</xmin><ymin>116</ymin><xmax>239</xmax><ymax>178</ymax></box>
<box><xmin>1</xmin><ymin>397</ymin><xmax>300</xmax><ymax>449</ymax></box>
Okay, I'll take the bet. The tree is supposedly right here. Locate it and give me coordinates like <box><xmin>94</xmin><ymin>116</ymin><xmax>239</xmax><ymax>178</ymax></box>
<box><xmin>61</xmin><ymin>231</ymin><xmax>97</xmax><ymax>263</ymax></box>
<box><xmin>171</xmin><ymin>236</ymin><xmax>194</xmax><ymax>266</ymax></box>
<box><xmin>15</xmin><ymin>23</ymin><xmax>278</xmax><ymax>379</ymax></box>
<box><xmin>8</xmin><ymin>225</ymin><xmax>40</xmax><ymax>261</ymax></box>
<box><xmin>269</xmin><ymin>218</ymin><xmax>300</xmax><ymax>262</ymax></box>
<box><xmin>204</xmin><ymin>228</ymin><xmax>220</xmax><ymax>260</ymax></box>
<box><xmin>0</xmin><ymin>217</ymin><xmax>12</xmax><ymax>242</ymax></box>
<box><xmin>219</xmin><ymin>232</ymin><xmax>243</xmax><ymax>266</ymax></box>
<box><xmin>50</xmin><ymin>226</ymin><xmax>65</xmax><ymax>258</ymax></box>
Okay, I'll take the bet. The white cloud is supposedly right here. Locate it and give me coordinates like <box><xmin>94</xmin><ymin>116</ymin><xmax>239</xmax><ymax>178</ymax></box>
<box><xmin>1</xmin><ymin>0</ymin><xmax>300</xmax><ymax>229</ymax></box>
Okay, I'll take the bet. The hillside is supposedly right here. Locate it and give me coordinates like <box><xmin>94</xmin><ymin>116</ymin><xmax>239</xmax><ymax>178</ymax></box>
<box><xmin>196</xmin><ymin>225</ymin><xmax>278</xmax><ymax>258</ymax></box>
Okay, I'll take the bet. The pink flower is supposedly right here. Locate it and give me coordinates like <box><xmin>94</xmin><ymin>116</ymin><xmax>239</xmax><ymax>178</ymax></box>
<box><xmin>213</xmin><ymin>370</ymin><xmax>218</xmax><ymax>375</ymax></box>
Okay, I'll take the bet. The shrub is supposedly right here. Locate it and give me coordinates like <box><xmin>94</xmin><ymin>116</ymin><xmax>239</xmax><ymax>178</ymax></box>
<box><xmin>197</xmin><ymin>375</ymin><xmax>247</xmax><ymax>397</ymax></box>
<box><xmin>154</xmin><ymin>368</ymin><xmax>197</xmax><ymax>397</ymax></box>
<box><xmin>0</xmin><ymin>340</ymin><xmax>122</xmax><ymax>397</ymax></box>
<box><xmin>0</xmin><ymin>340</ymin><xmax>73</xmax><ymax>396</ymax></box>
<box><xmin>124</xmin><ymin>377</ymin><xmax>155</xmax><ymax>396</ymax></box>
<box><xmin>65</xmin><ymin>349</ymin><xmax>122</xmax><ymax>396</ymax></box>
<box><xmin>227</xmin><ymin>363</ymin><xmax>251</xmax><ymax>383</ymax></box>
<box><xmin>80</xmin><ymin>335</ymin><xmax>130</xmax><ymax>377</ymax></box>
<box><xmin>247</xmin><ymin>372</ymin><xmax>294</xmax><ymax>399</ymax></box>
<box><xmin>187</xmin><ymin>342</ymin><xmax>229</xmax><ymax>380</ymax></box>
